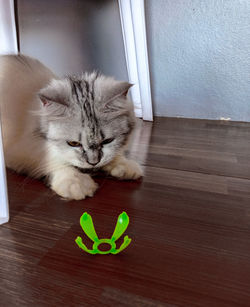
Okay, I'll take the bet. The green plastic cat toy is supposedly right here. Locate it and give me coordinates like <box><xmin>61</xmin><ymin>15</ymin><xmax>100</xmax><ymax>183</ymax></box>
<box><xmin>75</xmin><ymin>212</ymin><xmax>132</xmax><ymax>254</ymax></box>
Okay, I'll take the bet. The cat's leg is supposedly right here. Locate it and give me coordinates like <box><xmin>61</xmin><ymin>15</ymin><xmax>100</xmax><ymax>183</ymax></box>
<box><xmin>103</xmin><ymin>155</ymin><xmax>142</xmax><ymax>180</ymax></box>
<box><xmin>49</xmin><ymin>166</ymin><xmax>98</xmax><ymax>200</ymax></box>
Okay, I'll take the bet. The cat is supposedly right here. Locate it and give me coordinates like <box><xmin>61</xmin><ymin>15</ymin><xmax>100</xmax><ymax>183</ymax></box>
<box><xmin>0</xmin><ymin>54</ymin><xmax>142</xmax><ymax>200</ymax></box>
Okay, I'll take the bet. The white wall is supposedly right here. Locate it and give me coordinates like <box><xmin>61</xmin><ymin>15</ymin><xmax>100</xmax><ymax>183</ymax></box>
<box><xmin>0</xmin><ymin>0</ymin><xmax>15</xmax><ymax>223</ymax></box>
<box><xmin>17</xmin><ymin>0</ymin><xmax>128</xmax><ymax>80</ymax></box>
<box><xmin>145</xmin><ymin>0</ymin><xmax>250</xmax><ymax>121</ymax></box>
<box><xmin>0</xmin><ymin>0</ymin><xmax>17</xmax><ymax>55</ymax></box>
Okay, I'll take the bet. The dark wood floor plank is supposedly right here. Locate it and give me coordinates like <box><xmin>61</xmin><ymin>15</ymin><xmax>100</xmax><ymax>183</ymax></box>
<box><xmin>144</xmin><ymin>166</ymin><xmax>228</xmax><ymax>194</ymax></box>
<box><xmin>129</xmin><ymin>118</ymin><xmax>250</xmax><ymax>180</ymax></box>
<box><xmin>1</xmin><ymin>117</ymin><xmax>250</xmax><ymax>306</ymax></box>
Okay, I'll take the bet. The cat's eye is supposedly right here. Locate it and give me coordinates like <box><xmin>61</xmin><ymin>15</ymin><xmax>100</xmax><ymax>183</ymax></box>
<box><xmin>67</xmin><ymin>141</ymin><xmax>82</xmax><ymax>147</ymax></box>
<box><xmin>101</xmin><ymin>138</ymin><xmax>114</xmax><ymax>146</ymax></box>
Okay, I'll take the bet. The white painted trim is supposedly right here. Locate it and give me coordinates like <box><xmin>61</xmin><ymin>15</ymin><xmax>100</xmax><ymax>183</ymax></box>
<box><xmin>0</xmin><ymin>0</ymin><xmax>18</xmax><ymax>55</ymax></box>
<box><xmin>118</xmin><ymin>0</ymin><xmax>142</xmax><ymax>118</ymax></box>
<box><xmin>130</xmin><ymin>0</ymin><xmax>153</xmax><ymax>121</ymax></box>
<box><xmin>118</xmin><ymin>0</ymin><xmax>153</xmax><ymax>121</ymax></box>
<box><xmin>0</xmin><ymin>122</ymin><xmax>9</xmax><ymax>225</ymax></box>
<box><xmin>0</xmin><ymin>0</ymin><xmax>16</xmax><ymax>224</ymax></box>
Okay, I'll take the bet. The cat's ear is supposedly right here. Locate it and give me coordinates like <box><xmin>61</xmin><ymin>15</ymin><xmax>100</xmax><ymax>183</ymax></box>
<box><xmin>102</xmin><ymin>82</ymin><xmax>133</xmax><ymax>117</ymax></box>
<box><xmin>91</xmin><ymin>74</ymin><xmax>134</xmax><ymax>117</ymax></box>
<box><xmin>104</xmin><ymin>82</ymin><xmax>133</xmax><ymax>103</ymax></box>
<box><xmin>37</xmin><ymin>79</ymin><xmax>70</xmax><ymax>120</ymax></box>
<box><xmin>38</xmin><ymin>79</ymin><xmax>69</xmax><ymax>107</ymax></box>
<box><xmin>38</xmin><ymin>93</ymin><xmax>66</xmax><ymax>107</ymax></box>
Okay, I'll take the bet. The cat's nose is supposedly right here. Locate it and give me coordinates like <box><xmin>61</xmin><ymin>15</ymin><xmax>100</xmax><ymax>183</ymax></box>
<box><xmin>87</xmin><ymin>159</ymin><xmax>100</xmax><ymax>166</ymax></box>
<box><xmin>87</xmin><ymin>160</ymin><xmax>99</xmax><ymax>166</ymax></box>
<box><xmin>86</xmin><ymin>150</ymin><xmax>102</xmax><ymax>166</ymax></box>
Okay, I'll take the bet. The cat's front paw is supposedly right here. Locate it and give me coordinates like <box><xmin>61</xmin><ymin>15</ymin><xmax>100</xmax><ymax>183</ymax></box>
<box><xmin>104</xmin><ymin>158</ymin><xmax>143</xmax><ymax>180</ymax></box>
<box><xmin>51</xmin><ymin>171</ymin><xmax>98</xmax><ymax>200</ymax></box>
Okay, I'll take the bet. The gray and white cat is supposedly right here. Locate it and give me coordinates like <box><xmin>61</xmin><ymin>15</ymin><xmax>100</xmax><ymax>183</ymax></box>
<box><xmin>0</xmin><ymin>55</ymin><xmax>142</xmax><ymax>200</ymax></box>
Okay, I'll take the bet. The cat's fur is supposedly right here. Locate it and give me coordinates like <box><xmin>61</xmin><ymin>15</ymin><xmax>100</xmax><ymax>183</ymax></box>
<box><xmin>0</xmin><ymin>54</ymin><xmax>142</xmax><ymax>200</ymax></box>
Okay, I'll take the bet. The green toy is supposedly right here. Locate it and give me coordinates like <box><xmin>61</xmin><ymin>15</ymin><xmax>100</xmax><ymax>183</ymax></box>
<box><xmin>75</xmin><ymin>212</ymin><xmax>132</xmax><ymax>254</ymax></box>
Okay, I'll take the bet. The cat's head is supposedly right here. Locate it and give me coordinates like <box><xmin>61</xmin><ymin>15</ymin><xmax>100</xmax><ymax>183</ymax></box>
<box><xmin>37</xmin><ymin>72</ymin><xmax>135</xmax><ymax>169</ymax></box>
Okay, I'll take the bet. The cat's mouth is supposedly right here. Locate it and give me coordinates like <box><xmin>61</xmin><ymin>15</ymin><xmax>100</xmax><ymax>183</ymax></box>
<box><xmin>76</xmin><ymin>166</ymin><xmax>100</xmax><ymax>174</ymax></box>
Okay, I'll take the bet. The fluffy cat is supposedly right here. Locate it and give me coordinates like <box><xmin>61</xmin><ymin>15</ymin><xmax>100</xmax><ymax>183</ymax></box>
<box><xmin>0</xmin><ymin>54</ymin><xmax>142</xmax><ymax>200</ymax></box>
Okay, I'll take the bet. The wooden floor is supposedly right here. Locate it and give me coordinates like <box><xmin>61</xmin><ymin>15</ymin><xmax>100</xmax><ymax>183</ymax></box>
<box><xmin>1</xmin><ymin>117</ymin><xmax>250</xmax><ymax>306</ymax></box>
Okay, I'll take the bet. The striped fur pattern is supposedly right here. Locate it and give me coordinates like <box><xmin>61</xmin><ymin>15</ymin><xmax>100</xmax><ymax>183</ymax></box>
<box><xmin>0</xmin><ymin>54</ymin><xmax>141</xmax><ymax>200</ymax></box>
<box><xmin>38</xmin><ymin>72</ymin><xmax>135</xmax><ymax>169</ymax></box>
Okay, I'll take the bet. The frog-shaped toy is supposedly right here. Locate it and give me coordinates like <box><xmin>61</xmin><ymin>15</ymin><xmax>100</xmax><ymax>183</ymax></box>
<box><xmin>75</xmin><ymin>212</ymin><xmax>132</xmax><ymax>254</ymax></box>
